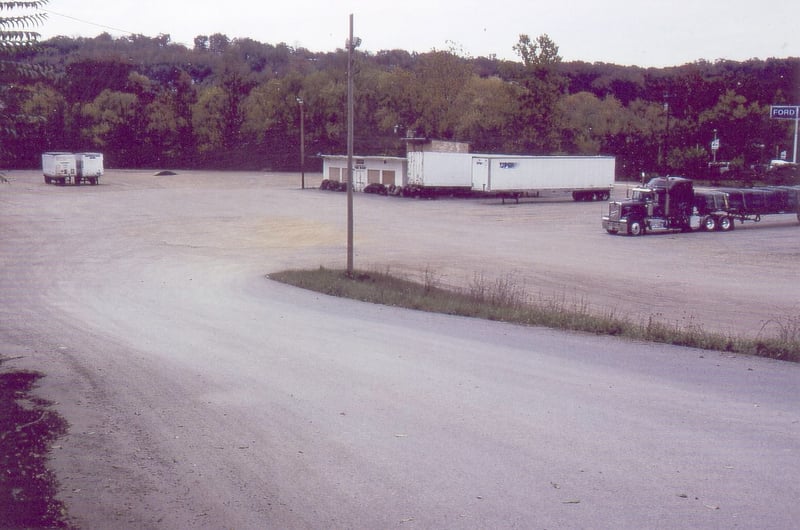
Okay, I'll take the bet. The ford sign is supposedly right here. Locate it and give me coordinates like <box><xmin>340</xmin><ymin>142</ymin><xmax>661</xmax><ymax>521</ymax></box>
<box><xmin>770</xmin><ymin>105</ymin><xmax>799</xmax><ymax>119</ymax></box>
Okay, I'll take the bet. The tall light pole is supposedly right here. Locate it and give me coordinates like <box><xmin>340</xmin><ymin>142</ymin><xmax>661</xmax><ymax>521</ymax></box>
<box><xmin>296</xmin><ymin>97</ymin><xmax>305</xmax><ymax>189</ymax></box>
<box><xmin>663</xmin><ymin>93</ymin><xmax>670</xmax><ymax>174</ymax></box>
<box><xmin>346</xmin><ymin>14</ymin><xmax>359</xmax><ymax>276</ymax></box>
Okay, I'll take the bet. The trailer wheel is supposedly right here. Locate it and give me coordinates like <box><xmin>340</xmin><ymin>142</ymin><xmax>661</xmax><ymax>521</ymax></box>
<box><xmin>718</xmin><ymin>216</ymin><xmax>733</xmax><ymax>231</ymax></box>
<box><xmin>628</xmin><ymin>220</ymin><xmax>644</xmax><ymax>236</ymax></box>
<box><xmin>702</xmin><ymin>216</ymin><xmax>716</xmax><ymax>231</ymax></box>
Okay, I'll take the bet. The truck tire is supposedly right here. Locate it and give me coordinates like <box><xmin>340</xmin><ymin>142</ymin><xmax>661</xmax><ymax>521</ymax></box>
<box><xmin>702</xmin><ymin>216</ymin><xmax>716</xmax><ymax>231</ymax></box>
<box><xmin>718</xmin><ymin>216</ymin><xmax>733</xmax><ymax>231</ymax></box>
<box><xmin>628</xmin><ymin>220</ymin><xmax>644</xmax><ymax>236</ymax></box>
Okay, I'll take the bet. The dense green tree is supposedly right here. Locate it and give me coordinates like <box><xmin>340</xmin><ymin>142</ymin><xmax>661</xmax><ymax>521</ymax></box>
<box><xmin>409</xmin><ymin>50</ymin><xmax>474</xmax><ymax>139</ymax></box>
<box><xmin>452</xmin><ymin>76</ymin><xmax>522</xmax><ymax>153</ymax></box>
<box><xmin>192</xmin><ymin>85</ymin><xmax>225</xmax><ymax>158</ymax></box>
<box><xmin>81</xmin><ymin>89</ymin><xmax>141</xmax><ymax>165</ymax></box>
<box><xmin>511</xmin><ymin>33</ymin><xmax>565</xmax><ymax>153</ymax></box>
<box><xmin>698</xmin><ymin>90</ymin><xmax>780</xmax><ymax>168</ymax></box>
<box><xmin>1</xmin><ymin>26</ymin><xmax>796</xmax><ymax>176</ymax></box>
<box><xmin>0</xmin><ymin>0</ymin><xmax>48</xmax><ymax>164</ymax></box>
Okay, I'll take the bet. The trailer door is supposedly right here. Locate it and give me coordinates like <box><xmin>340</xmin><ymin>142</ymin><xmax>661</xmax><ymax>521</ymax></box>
<box><xmin>472</xmin><ymin>157</ymin><xmax>490</xmax><ymax>191</ymax></box>
<box><xmin>407</xmin><ymin>150</ymin><xmax>423</xmax><ymax>186</ymax></box>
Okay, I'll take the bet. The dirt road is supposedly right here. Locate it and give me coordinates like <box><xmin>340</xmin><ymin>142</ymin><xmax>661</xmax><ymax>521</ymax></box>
<box><xmin>1</xmin><ymin>170</ymin><xmax>798</xmax><ymax>528</ymax></box>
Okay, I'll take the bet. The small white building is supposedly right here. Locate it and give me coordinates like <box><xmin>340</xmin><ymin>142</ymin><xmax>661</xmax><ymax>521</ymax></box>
<box><xmin>321</xmin><ymin>155</ymin><xmax>407</xmax><ymax>192</ymax></box>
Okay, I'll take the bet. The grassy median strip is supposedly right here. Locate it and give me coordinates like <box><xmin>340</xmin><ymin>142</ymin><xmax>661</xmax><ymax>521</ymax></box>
<box><xmin>269</xmin><ymin>267</ymin><xmax>799</xmax><ymax>362</ymax></box>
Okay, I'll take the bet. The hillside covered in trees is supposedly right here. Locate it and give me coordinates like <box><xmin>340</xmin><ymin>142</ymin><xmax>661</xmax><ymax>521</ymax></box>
<box><xmin>3</xmin><ymin>31</ymin><xmax>799</xmax><ymax>179</ymax></box>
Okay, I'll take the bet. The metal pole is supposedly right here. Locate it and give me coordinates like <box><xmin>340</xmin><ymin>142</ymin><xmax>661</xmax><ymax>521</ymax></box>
<box><xmin>297</xmin><ymin>97</ymin><xmax>305</xmax><ymax>189</ymax></box>
<box><xmin>793</xmin><ymin>113</ymin><xmax>798</xmax><ymax>164</ymax></box>
<box><xmin>346</xmin><ymin>14</ymin><xmax>355</xmax><ymax>276</ymax></box>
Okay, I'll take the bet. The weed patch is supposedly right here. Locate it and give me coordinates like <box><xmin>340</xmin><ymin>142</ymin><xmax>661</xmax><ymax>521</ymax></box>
<box><xmin>269</xmin><ymin>267</ymin><xmax>799</xmax><ymax>361</ymax></box>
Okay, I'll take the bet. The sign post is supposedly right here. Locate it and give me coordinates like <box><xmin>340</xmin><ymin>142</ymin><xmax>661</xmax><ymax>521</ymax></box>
<box><xmin>770</xmin><ymin>105</ymin><xmax>799</xmax><ymax>163</ymax></box>
<box><xmin>711</xmin><ymin>129</ymin><xmax>719</xmax><ymax>163</ymax></box>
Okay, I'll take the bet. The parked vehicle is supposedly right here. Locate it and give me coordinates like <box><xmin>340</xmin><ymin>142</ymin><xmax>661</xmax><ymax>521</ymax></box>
<box><xmin>470</xmin><ymin>155</ymin><xmax>615</xmax><ymax>202</ymax></box>
<box><xmin>42</xmin><ymin>152</ymin><xmax>76</xmax><ymax>185</ymax></box>
<box><xmin>405</xmin><ymin>151</ymin><xmax>473</xmax><ymax>197</ymax></box>
<box><xmin>405</xmin><ymin>151</ymin><xmax>615</xmax><ymax>201</ymax></box>
<box><xmin>602</xmin><ymin>176</ymin><xmax>800</xmax><ymax>235</ymax></box>
<box><xmin>42</xmin><ymin>152</ymin><xmax>103</xmax><ymax>185</ymax></box>
<box><xmin>74</xmin><ymin>152</ymin><xmax>103</xmax><ymax>185</ymax></box>
<box><xmin>363</xmin><ymin>182</ymin><xmax>388</xmax><ymax>195</ymax></box>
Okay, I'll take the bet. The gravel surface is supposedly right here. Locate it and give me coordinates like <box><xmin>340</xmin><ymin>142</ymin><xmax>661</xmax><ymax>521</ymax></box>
<box><xmin>1</xmin><ymin>169</ymin><xmax>798</xmax><ymax>528</ymax></box>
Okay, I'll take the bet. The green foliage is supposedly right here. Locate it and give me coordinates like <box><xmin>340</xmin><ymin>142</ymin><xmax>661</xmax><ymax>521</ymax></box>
<box><xmin>1</xmin><ymin>26</ymin><xmax>797</xmax><ymax>173</ymax></box>
<box><xmin>0</xmin><ymin>0</ymin><xmax>48</xmax><ymax>161</ymax></box>
<box><xmin>513</xmin><ymin>33</ymin><xmax>561</xmax><ymax>68</ymax></box>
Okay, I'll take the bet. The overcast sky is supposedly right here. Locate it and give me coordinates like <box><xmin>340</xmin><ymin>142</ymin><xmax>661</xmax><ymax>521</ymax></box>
<box><xmin>37</xmin><ymin>0</ymin><xmax>799</xmax><ymax>67</ymax></box>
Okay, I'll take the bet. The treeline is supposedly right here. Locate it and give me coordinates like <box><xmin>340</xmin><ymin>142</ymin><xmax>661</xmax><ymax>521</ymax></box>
<box><xmin>3</xmin><ymin>32</ymin><xmax>799</xmax><ymax>178</ymax></box>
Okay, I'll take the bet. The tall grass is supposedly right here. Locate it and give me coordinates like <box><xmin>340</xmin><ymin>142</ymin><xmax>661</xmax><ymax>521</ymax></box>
<box><xmin>269</xmin><ymin>267</ymin><xmax>799</xmax><ymax>362</ymax></box>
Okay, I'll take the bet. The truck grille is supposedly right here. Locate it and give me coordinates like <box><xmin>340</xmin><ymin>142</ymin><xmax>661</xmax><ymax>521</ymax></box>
<box><xmin>608</xmin><ymin>202</ymin><xmax>622</xmax><ymax>221</ymax></box>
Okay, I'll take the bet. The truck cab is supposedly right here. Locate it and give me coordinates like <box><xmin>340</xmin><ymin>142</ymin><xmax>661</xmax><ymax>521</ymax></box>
<box><xmin>602</xmin><ymin>176</ymin><xmax>694</xmax><ymax>235</ymax></box>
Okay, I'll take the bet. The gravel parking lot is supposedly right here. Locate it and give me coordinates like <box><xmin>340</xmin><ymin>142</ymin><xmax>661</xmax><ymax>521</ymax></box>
<box><xmin>5</xmin><ymin>168</ymin><xmax>799</xmax><ymax>338</ymax></box>
<box><xmin>2</xmin><ymin>169</ymin><xmax>799</xmax><ymax>528</ymax></box>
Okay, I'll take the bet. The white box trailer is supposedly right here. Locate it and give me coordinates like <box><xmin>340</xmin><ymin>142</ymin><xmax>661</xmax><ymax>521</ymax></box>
<box><xmin>42</xmin><ymin>151</ymin><xmax>103</xmax><ymax>185</ymax></box>
<box><xmin>42</xmin><ymin>152</ymin><xmax>76</xmax><ymax>184</ymax></box>
<box><xmin>405</xmin><ymin>150</ymin><xmax>615</xmax><ymax>200</ymax></box>
<box><xmin>74</xmin><ymin>152</ymin><xmax>103</xmax><ymax>185</ymax></box>
<box><xmin>405</xmin><ymin>150</ymin><xmax>473</xmax><ymax>196</ymax></box>
<box><xmin>471</xmin><ymin>155</ymin><xmax>615</xmax><ymax>201</ymax></box>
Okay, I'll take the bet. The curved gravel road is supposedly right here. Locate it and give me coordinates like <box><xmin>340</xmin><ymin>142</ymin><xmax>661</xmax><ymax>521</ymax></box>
<box><xmin>1</xmin><ymin>170</ymin><xmax>798</xmax><ymax>528</ymax></box>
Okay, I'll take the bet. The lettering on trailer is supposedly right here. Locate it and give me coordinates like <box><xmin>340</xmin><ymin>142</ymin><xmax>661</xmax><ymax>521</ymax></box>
<box><xmin>770</xmin><ymin>105</ymin><xmax>799</xmax><ymax>119</ymax></box>
<box><xmin>499</xmin><ymin>162</ymin><xmax>517</xmax><ymax>169</ymax></box>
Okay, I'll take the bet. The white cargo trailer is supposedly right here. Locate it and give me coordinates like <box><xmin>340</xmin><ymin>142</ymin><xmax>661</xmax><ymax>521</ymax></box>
<box><xmin>471</xmin><ymin>155</ymin><xmax>615</xmax><ymax>201</ymax></box>
<box><xmin>42</xmin><ymin>151</ymin><xmax>103</xmax><ymax>185</ymax></box>
<box><xmin>404</xmin><ymin>149</ymin><xmax>615</xmax><ymax>200</ymax></box>
<box><xmin>406</xmin><ymin>151</ymin><xmax>473</xmax><ymax>196</ymax></box>
<box><xmin>42</xmin><ymin>152</ymin><xmax>77</xmax><ymax>185</ymax></box>
<box><xmin>74</xmin><ymin>152</ymin><xmax>103</xmax><ymax>185</ymax></box>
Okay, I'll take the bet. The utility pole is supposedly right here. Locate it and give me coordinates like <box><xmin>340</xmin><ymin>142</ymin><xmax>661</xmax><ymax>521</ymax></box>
<box><xmin>346</xmin><ymin>14</ymin><xmax>357</xmax><ymax>276</ymax></box>
<box><xmin>663</xmin><ymin>93</ymin><xmax>670</xmax><ymax>174</ymax></box>
<box><xmin>297</xmin><ymin>97</ymin><xmax>305</xmax><ymax>189</ymax></box>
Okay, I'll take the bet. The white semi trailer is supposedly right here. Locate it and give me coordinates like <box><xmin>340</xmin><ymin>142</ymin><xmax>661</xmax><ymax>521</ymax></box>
<box><xmin>42</xmin><ymin>152</ymin><xmax>103</xmax><ymax>185</ymax></box>
<box><xmin>42</xmin><ymin>152</ymin><xmax>76</xmax><ymax>185</ymax></box>
<box><xmin>404</xmin><ymin>150</ymin><xmax>615</xmax><ymax>201</ymax></box>
<box><xmin>74</xmin><ymin>152</ymin><xmax>103</xmax><ymax>185</ymax></box>
<box><xmin>405</xmin><ymin>151</ymin><xmax>473</xmax><ymax>197</ymax></box>
<box><xmin>471</xmin><ymin>155</ymin><xmax>616</xmax><ymax>201</ymax></box>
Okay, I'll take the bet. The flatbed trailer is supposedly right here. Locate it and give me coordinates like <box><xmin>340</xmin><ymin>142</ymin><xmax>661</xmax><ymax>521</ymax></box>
<box><xmin>603</xmin><ymin>177</ymin><xmax>800</xmax><ymax>235</ymax></box>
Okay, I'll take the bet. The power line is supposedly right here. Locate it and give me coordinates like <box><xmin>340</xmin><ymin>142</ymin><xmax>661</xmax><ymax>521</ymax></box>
<box><xmin>42</xmin><ymin>9</ymin><xmax>136</xmax><ymax>37</ymax></box>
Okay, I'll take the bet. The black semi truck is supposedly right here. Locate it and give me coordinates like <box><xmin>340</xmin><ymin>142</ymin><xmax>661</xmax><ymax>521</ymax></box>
<box><xmin>602</xmin><ymin>176</ymin><xmax>800</xmax><ymax>236</ymax></box>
